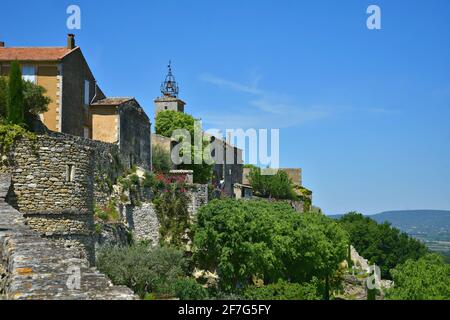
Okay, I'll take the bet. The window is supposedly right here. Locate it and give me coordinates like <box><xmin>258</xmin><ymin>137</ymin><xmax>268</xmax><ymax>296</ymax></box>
<box><xmin>66</xmin><ymin>165</ymin><xmax>76</xmax><ymax>182</ymax></box>
<box><xmin>22</xmin><ymin>65</ymin><xmax>36</xmax><ymax>83</ymax></box>
<box><xmin>84</xmin><ymin>80</ymin><xmax>90</xmax><ymax>105</ymax></box>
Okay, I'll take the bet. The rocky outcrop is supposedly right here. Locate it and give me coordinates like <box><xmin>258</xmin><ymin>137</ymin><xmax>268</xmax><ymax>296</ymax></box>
<box><xmin>0</xmin><ymin>174</ymin><xmax>136</xmax><ymax>300</ymax></box>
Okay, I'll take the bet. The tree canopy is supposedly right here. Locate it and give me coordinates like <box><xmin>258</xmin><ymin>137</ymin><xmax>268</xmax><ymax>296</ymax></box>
<box><xmin>0</xmin><ymin>65</ymin><xmax>50</xmax><ymax>127</ymax></box>
<box><xmin>386</xmin><ymin>253</ymin><xmax>450</xmax><ymax>300</ymax></box>
<box><xmin>192</xmin><ymin>199</ymin><xmax>348</xmax><ymax>296</ymax></box>
<box><xmin>247</xmin><ymin>167</ymin><xmax>298</xmax><ymax>200</ymax></box>
<box><xmin>338</xmin><ymin>212</ymin><xmax>429</xmax><ymax>278</ymax></box>
<box><xmin>155</xmin><ymin>110</ymin><xmax>213</xmax><ymax>184</ymax></box>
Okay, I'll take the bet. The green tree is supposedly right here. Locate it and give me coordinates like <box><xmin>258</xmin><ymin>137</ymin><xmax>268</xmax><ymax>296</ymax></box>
<box><xmin>386</xmin><ymin>254</ymin><xmax>450</xmax><ymax>300</ymax></box>
<box><xmin>338</xmin><ymin>212</ymin><xmax>429</xmax><ymax>279</ymax></box>
<box><xmin>0</xmin><ymin>74</ymin><xmax>50</xmax><ymax>126</ymax></box>
<box><xmin>22</xmin><ymin>80</ymin><xmax>50</xmax><ymax>125</ymax></box>
<box><xmin>7</xmin><ymin>61</ymin><xmax>24</xmax><ymax>124</ymax></box>
<box><xmin>0</xmin><ymin>77</ymin><xmax>7</xmax><ymax>118</ymax></box>
<box><xmin>192</xmin><ymin>199</ymin><xmax>348</xmax><ymax>297</ymax></box>
<box><xmin>248</xmin><ymin>167</ymin><xmax>297</xmax><ymax>200</ymax></box>
<box><xmin>155</xmin><ymin>110</ymin><xmax>195</xmax><ymax>137</ymax></box>
<box><xmin>155</xmin><ymin>110</ymin><xmax>213</xmax><ymax>183</ymax></box>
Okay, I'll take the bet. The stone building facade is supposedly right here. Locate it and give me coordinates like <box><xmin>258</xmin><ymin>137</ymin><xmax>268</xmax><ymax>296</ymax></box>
<box><xmin>0</xmin><ymin>35</ymin><xmax>152</xmax><ymax>169</ymax></box>
<box><xmin>0</xmin><ymin>34</ymin><xmax>106</xmax><ymax>137</ymax></box>
<box><xmin>91</xmin><ymin>98</ymin><xmax>151</xmax><ymax>169</ymax></box>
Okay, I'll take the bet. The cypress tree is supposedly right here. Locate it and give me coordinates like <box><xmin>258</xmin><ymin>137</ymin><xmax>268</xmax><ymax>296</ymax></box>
<box><xmin>7</xmin><ymin>60</ymin><xmax>24</xmax><ymax>125</ymax></box>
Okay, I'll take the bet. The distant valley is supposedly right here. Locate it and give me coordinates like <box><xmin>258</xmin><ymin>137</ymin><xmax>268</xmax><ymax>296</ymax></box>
<box><xmin>330</xmin><ymin>210</ymin><xmax>450</xmax><ymax>261</ymax></box>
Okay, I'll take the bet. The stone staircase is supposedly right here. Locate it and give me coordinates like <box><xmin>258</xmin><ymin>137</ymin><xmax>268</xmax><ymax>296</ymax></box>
<box><xmin>0</xmin><ymin>174</ymin><xmax>136</xmax><ymax>300</ymax></box>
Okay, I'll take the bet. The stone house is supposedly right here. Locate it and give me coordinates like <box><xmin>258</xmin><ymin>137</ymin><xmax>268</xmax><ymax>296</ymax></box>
<box><xmin>0</xmin><ymin>35</ymin><xmax>151</xmax><ymax>169</ymax></box>
<box><xmin>0</xmin><ymin>34</ymin><xmax>105</xmax><ymax>137</ymax></box>
<box><xmin>91</xmin><ymin>98</ymin><xmax>151</xmax><ymax>169</ymax></box>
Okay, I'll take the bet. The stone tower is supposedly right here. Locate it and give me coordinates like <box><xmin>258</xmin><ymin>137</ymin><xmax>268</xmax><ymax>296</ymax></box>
<box><xmin>154</xmin><ymin>62</ymin><xmax>186</xmax><ymax>118</ymax></box>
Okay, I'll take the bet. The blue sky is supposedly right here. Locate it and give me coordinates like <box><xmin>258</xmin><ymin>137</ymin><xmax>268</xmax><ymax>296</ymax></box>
<box><xmin>1</xmin><ymin>0</ymin><xmax>449</xmax><ymax>214</ymax></box>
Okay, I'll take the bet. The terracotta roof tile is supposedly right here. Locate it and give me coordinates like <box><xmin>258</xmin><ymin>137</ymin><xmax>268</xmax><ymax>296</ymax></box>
<box><xmin>0</xmin><ymin>47</ymin><xmax>77</xmax><ymax>61</ymax></box>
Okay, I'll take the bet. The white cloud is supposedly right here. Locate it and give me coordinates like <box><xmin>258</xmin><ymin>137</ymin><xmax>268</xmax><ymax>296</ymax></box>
<box><xmin>199</xmin><ymin>73</ymin><xmax>333</xmax><ymax>128</ymax></box>
<box><xmin>199</xmin><ymin>73</ymin><xmax>394</xmax><ymax>129</ymax></box>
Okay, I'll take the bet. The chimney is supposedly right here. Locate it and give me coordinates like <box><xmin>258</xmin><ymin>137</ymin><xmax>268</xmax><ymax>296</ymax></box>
<box><xmin>67</xmin><ymin>34</ymin><xmax>75</xmax><ymax>49</ymax></box>
<box><xmin>0</xmin><ymin>41</ymin><xmax>5</xmax><ymax>48</ymax></box>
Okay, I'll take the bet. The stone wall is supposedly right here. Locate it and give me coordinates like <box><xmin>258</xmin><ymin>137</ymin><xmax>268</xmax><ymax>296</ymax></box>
<box><xmin>124</xmin><ymin>184</ymin><xmax>208</xmax><ymax>245</ymax></box>
<box><xmin>118</xmin><ymin>100</ymin><xmax>151</xmax><ymax>170</ymax></box>
<box><xmin>0</xmin><ymin>173</ymin><xmax>136</xmax><ymax>300</ymax></box>
<box><xmin>125</xmin><ymin>203</ymin><xmax>159</xmax><ymax>245</ymax></box>
<box><xmin>94</xmin><ymin>222</ymin><xmax>131</xmax><ymax>248</ymax></box>
<box><xmin>1</xmin><ymin>133</ymin><xmax>122</xmax><ymax>265</ymax></box>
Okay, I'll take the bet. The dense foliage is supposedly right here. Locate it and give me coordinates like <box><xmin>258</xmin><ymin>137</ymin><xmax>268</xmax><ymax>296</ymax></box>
<box><xmin>22</xmin><ymin>80</ymin><xmax>51</xmax><ymax>123</ymax></box>
<box><xmin>192</xmin><ymin>199</ymin><xmax>348</xmax><ymax>298</ymax></box>
<box><xmin>243</xmin><ymin>279</ymin><xmax>321</xmax><ymax>300</ymax></box>
<box><xmin>6</xmin><ymin>61</ymin><xmax>24</xmax><ymax>125</ymax></box>
<box><xmin>96</xmin><ymin>244</ymin><xmax>189</xmax><ymax>298</ymax></box>
<box><xmin>338</xmin><ymin>212</ymin><xmax>429</xmax><ymax>278</ymax></box>
<box><xmin>0</xmin><ymin>77</ymin><xmax>7</xmax><ymax>117</ymax></box>
<box><xmin>155</xmin><ymin>110</ymin><xmax>213</xmax><ymax>184</ymax></box>
<box><xmin>153</xmin><ymin>175</ymin><xmax>190</xmax><ymax>248</ymax></box>
<box><xmin>386</xmin><ymin>254</ymin><xmax>450</xmax><ymax>300</ymax></box>
<box><xmin>0</xmin><ymin>66</ymin><xmax>50</xmax><ymax>127</ymax></box>
<box><xmin>152</xmin><ymin>144</ymin><xmax>172</xmax><ymax>173</ymax></box>
<box><xmin>247</xmin><ymin>166</ymin><xmax>298</xmax><ymax>200</ymax></box>
<box><xmin>0</xmin><ymin>123</ymin><xmax>36</xmax><ymax>158</ymax></box>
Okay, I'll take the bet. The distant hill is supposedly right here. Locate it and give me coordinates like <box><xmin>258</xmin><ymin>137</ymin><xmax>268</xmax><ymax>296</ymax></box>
<box><xmin>330</xmin><ymin>210</ymin><xmax>450</xmax><ymax>261</ymax></box>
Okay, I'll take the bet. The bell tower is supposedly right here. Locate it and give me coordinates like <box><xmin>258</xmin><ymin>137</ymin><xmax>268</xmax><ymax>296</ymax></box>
<box><xmin>154</xmin><ymin>61</ymin><xmax>186</xmax><ymax>118</ymax></box>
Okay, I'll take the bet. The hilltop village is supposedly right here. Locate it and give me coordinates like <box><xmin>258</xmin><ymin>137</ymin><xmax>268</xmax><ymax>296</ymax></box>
<box><xmin>0</xmin><ymin>34</ymin><xmax>441</xmax><ymax>302</ymax></box>
<box><xmin>0</xmin><ymin>35</ymin><xmax>316</xmax><ymax>299</ymax></box>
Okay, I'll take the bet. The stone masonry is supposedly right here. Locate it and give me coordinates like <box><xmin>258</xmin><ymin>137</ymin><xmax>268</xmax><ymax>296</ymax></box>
<box><xmin>0</xmin><ymin>174</ymin><xmax>136</xmax><ymax>300</ymax></box>
<box><xmin>125</xmin><ymin>184</ymin><xmax>209</xmax><ymax>244</ymax></box>
<box><xmin>1</xmin><ymin>133</ymin><xmax>123</xmax><ymax>265</ymax></box>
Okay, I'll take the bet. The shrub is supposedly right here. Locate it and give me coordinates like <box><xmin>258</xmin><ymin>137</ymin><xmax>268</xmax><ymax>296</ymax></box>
<box><xmin>94</xmin><ymin>199</ymin><xmax>120</xmax><ymax>222</ymax></box>
<box><xmin>248</xmin><ymin>167</ymin><xmax>297</xmax><ymax>200</ymax></box>
<box><xmin>152</xmin><ymin>144</ymin><xmax>172</xmax><ymax>173</ymax></box>
<box><xmin>154</xmin><ymin>182</ymin><xmax>190</xmax><ymax>248</ymax></box>
<box><xmin>0</xmin><ymin>123</ymin><xmax>36</xmax><ymax>158</ymax></box>
<box><xmin>0</xmin><ymin>77</ymin><xmax>7</xmax><ymax>118</ymax></box>
<box><xmin>96</xmin><ymin>244</ymin><xmax>188</xmax><ymax>298</ymax></box>
<box><xmin>243</xmin><ymin>279</ymin><xmax>321</xmax><ymax>300</ymax></box>
<box><xmin>172</xmin><ymin>278</ymin><xmax>209</xmax><ymax>300</ymax></box>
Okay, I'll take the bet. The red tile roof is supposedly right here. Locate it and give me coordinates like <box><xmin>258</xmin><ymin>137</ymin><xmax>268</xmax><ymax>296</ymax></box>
<box><xmin>0</xmin><ymin>47</ymin><xmax>78</xmax><ymax>61</ymax></box>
